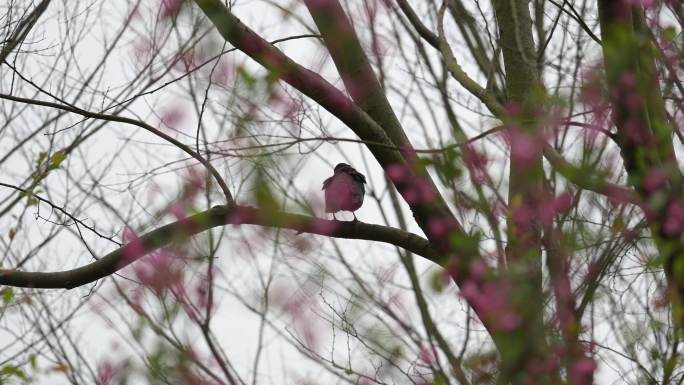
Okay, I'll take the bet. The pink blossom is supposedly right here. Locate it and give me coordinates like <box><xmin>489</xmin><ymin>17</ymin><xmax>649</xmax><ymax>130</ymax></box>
<box><xmin>418</xmin><ymin>344</ymin><xmax>435</xmax><ymax>364</ymax></box>
<box><xmin>498</xmin><ymin>313</ymin><xmax>522</xmax><ymax>331</ymax></box>
<box><xmin>181</xmin><ymin>301</ymin><xmax>200</xmax><ymax>322</ymax></box>
<box><xmin>603</xmin><ymin>185</ymin><xmax>632</xmax><ymax>206</ymax></box>
<box><xmin>172</xmin><ymin>50</ymin><xmax>197</xmax><ymax>73</ymax></box>
<box><xmin>227</xmin><ymin>206</ymin><xmax>254</xmax><ymax>224</ymax></box>
<box><xmin>663</xmin><ymin>200</ymin><xmax>684</xmax><ymax>236</ymax></box>
<box><xmin>469</xmin><ymin>260</ymin><xmax>487</xmax><ymax>280</ymax></box>
<box><xmin>512</xmin><ymin>205</ymin><xmax>535</xmax><ymax>228</ymax></box>
<box><xmin>132</xmin><ymin>38</ymin><xmax>153</xmax><ymax>63</ymax></box>
<box><xmin>624</xmin><ymin>0</ymin><xmax>655</xmax><ymax>7</ymax></box>
<box><xmin>625</xmin><ymin>93</ymin><xmax>643</xmax><ymax>111</ymax></box>
<box><xmin>98</xmin><ymin>361</ymin><xmax>117</xmax><ymax>385</ymax></box>
<box><xmin>160</xmin><ymin>0</ymin><xmax>183</xmax><ymax>18</ymax></box>
<box><xmin>386</xmin><ymin>164</ymin><xmax>407</xmax><ymax>183</ymax></box>
<box><xmin>644</xmin><ymin>168</ymin><xmax>667</xmax><ymax>192</ymax></box>
<box><xmin>620</xmin><ymin>72</ymin><xmax>637</xmax><ymax>88</ymax></box>
<box><xmin>463</xmin><ymin>145</ymin><xmax>488</xmax><ymax>170</ymax></box>
<box><xmin>505</xmin><ymin>102</ymin><xmax>522</xmax><ymax>116</ymax></box>
<box><xmin>211</xmin><ymin>60</ymin><xmax>235</xmax><ymax>86</ymax></box>
<box><xmin>169</xmin><ymin>202</ymin><xmax>197</xmax><ymax>233</ymax></box>
<box><xmin>508</xmin><ymin>130</ymin><xmax>541</xmax><ymax>167</ymax></box>
<box><xmin>310</xmin><ymin>218</ymin><xmax>339</xmax><ymax>235</ymax></box>
<box><xmin>133</xmin><ymin>249</ymin><xmax>183</xmax><ymax>294</ymax></box>
<box><xmin>182</xmin><ymin>168</ymin><xmax>205</xmax><ymax>199</ymax></box>
<box><xmin>195</xmin><ymin>276</ymin><xmax>209</xmax><ymax>310</ymax></box>
<box><xmin>120</xmin><ymin>227</ymin><xmax>146</xmax><ymax>267</ymax></box>
<box><xmin>160</xmin><ymin>107</ymin><xmax>185</xmax><ymax>129</ymax></box>
<box><xmin>461</xmin><ymin>277</ymin><xmax>522</xmax><ymax>332</ymax></box>
<box><xmin>569</xmin><ymin>358</ymin><xmax>597</xmax><ymax>385</ymax></box>
<box><xmin>428</xmin><ymin>217</ymin><xmax>447</xmax><ymax>238</ymax></box>
<box><xmin>403</xmin><ymin>187</ymin><xmax>419</xmax><ymax>204</ymax></box>
<box><xmin>416</xmin><ymin>178</ymin><xmax>436</xmax><ymax>202</ymax></box>
<box><xmin>539</xmin><ymin>192</ymin><xmax>574</xmax><ymax>224</ymax></box>
<box><xmin>169</xmin><ymin>202</ymin><xmax>186</xmax><ymax>220</ymax></box>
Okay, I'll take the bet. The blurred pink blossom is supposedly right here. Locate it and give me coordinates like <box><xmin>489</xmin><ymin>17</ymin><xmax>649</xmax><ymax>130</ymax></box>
<box><xmin>160</xmin><ymin>0</ymin><xmax>183</xmax><ymax>18</ymax></box>
<box><xmin>506</xmin><ymin>128</ymin><xmax>542</xmax><ymax>168</ymax></box>
<box><xmin>386</xmin><ymin>164</ymin><xmax>407</xmax><ymax>183</ymax></box>
<box><xmin>569</xmin><ymin>358</ymin><xmax>597</xmax><ymax>385</ymax></box>
<box><xmin>133</xmin><ymin>249</ymin><xmax>184</xmax><ymax>295</ymax></box>
<box><xmin>461</xmin><ymin>276</ymin><xmax>521</xmax><ymax>332</ymax></box>
<box><xmin>160</xmin><ymin>106</ymin><xmax>185</xmax><ymax>129</ymax></box>
<box><xmin>418</xmin><ymin>344</ymin><xmax>435</xmax><ymax>364</ymax></box>
<box><xmin>643</xmin><ymin>168</ymin><xmax>667</xmax><ymax>192</ymax></box>
<box><xmin>121</xmin><ymin>227</ymin><xmax>146</xmax><ymax>267</ymax></box>
<box><xmin>624</xmin><ymin>0</ymin><xmax>655</xmax><ymax>7</ymax></box>
<box><xmin>97</xmin><ymin>361</ymin><xmax>117</xmax><ymax>385</ymax></box>
<box><xmin>663</xmin><ymin>200</ymin><xmax>684</xmax><ymax>236</ymax></box>
<box><xmin>311</xmin><ymin>218</ymin><xmax>339</xmax><ymax>235</ymax></box>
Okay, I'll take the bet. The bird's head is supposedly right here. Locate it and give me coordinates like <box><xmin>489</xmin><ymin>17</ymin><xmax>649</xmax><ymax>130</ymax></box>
<box><xmin>334</xmin><ymin>163</ymin><xmax>352</xmax><ymax>173</ymax></box>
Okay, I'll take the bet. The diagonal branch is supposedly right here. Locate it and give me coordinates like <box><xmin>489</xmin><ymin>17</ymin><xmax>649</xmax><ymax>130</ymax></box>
<box><xmin>0</xmin><ymin>0</ymin><xmax>51</xmax><ymax>63</ymax></box>
<box><xmin>542</xmin><ymin>145</ymin><xmax>640</xmax><ymax>205</ymax></box>
<box><xmin>303</xmin><ymin>0</ymin><xmax>411</xmax><ymax>149</ymax></box>
<box><xmin>435</xmin><ymin>3</ymin><xmax>505</xmax><ymax>118</ymax></box>
<box><xmin>0</xmin><ymin>205</ymin><xmax>437</xmax><ymax>289</ymax></box>
<box><xmin>0</xmin><ymin>92</ymin><xmax>235</xmax><ymax>205</ymax></box>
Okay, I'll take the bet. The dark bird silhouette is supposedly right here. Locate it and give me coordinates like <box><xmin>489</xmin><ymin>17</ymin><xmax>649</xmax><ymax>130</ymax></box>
<box><xmin>322</xmin><ymin>163</ymin><xmax>366</xmax><ymax>221</ymax></box>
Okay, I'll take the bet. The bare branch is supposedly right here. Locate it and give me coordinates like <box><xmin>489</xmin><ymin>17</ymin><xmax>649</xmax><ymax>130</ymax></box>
<box><xmin>0</xmin><ymin>205</ymin><xmax>438</xmax><ymax>289</ymax></box>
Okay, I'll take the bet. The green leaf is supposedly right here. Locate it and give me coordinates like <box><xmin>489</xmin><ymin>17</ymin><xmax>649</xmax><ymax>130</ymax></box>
<box><xmin>0</xmin><ymin>365</ymin><xmax>28</xmax><ymax>380</ymax></box>
<box><xmin>2</xmin><ymin>288</ymin><xmax>13</xmax><ymax>305</ymax></box>
<box><xmin>662</xmin><ymin>26</ymin><xmax>677</xmax><ymax>43</ymax></box>
<box><xmin>26</xmin><ymin>196</ymin><xmax>38</xmax><ymax>206</ymax></box>
<box><xmin>49</xmin><ymin>150</ymin><xmax>67</xmax><ymax>169</ymax></box>
<box><xmin>254</xmin><ymin>167</ymin><xmax>278</xmax><ymax>213</ymax></box>
<box><xmin>237</xmin><ymin>66</ymin><xmax>257</xmax><ymax>88</ymax></box>
<box><xmin>429</xmin><ymin>269</ymin><xmax>446</xmax><ymax>293</ymax></box>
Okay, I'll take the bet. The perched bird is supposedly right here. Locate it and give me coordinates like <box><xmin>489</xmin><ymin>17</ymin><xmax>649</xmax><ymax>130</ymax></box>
<box><xmin>322</xmin><ymin>163</ymin><xmax>366</xmax><ymax>221</ymax></box>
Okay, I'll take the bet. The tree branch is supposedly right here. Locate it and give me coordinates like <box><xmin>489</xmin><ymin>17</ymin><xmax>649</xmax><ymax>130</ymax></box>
<box><xmin>0</xmin><ymin>0</ymin><xmax>51</xmax><ymax>63</ymax></box>
<box><xmin>0</xmin><ymin>205</ymin><xmax>438</xmax><ymax>289</ymax></box>
<box><xmin>0</xmin><ymin>92</ymin><xmax>235</xmax><ymax>205</ymax></box>
<box><xmin>436</xmin><ymin>3</ymin><xmax>505</xmax><ymax>118</ymax></box>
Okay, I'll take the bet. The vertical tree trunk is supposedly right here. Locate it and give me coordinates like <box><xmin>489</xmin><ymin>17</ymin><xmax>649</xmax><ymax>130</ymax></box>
<box><xmin>492</xmin><ymin>1</ymin><xmax>548</xmax><ymax>383</ymax></box>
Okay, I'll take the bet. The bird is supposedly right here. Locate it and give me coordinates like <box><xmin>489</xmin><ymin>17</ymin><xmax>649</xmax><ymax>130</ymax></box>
<box><xmin>322</xmin><ymin>163</ymin><xmax>366</xmax><ymax>221</ymax></box>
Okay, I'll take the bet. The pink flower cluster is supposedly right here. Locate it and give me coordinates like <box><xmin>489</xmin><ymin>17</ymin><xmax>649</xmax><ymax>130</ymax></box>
<box><xmin>462</xmin><ymin>145</ymin><xmax>489</xmax><ymax>184</ymax></box>
<box><xmin>97</xmin><ymin>360</ymin><xmax>118</xmax><ymax>385</ymax></box>
<box><xmin>663</xmin><ymin>200</ymin><xmax>684</xmax><ymax>236</ymax></box>
<box><xmin>386</xmin><ymin>164</ymin><xmax>436</xmax><ymax>205</ymax></box>
<box><xmin>160</xmin><ymin>0</ymin><xmax>183</xmax><ymax>19</ymax></box>
<box><xmin>459</xmin><ymin>261</ymin><xmax>521</xmax><ymax>332</ymax></box>
<box><xmin>511</xmin><ymin>190</ymin><xmax>574</xmax><ymax>231</ymax></box>
<box><xmin>121</xmin><ymin>227</ymin><xmax>185</xmax><ymax>296</ymax></box>
<box><xmin>502</xmin><ymin>127</ymin><xmax>543</xmax><ymax>169</ymax></box>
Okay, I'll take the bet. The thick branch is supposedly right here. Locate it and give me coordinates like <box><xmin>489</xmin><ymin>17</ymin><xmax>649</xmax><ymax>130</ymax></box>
<box><xmin>304</xmin><ymin>0</ymin><xmax>411</xmax><ymax>149</ymax></box>
<box><xmin>0</xmin><ymin>0</ymin><xmax>51</xmax><ymax>63</ymax></box>
<box><xmin>0</xmin><ymin>205</ymin><xmax>437</xmax><ymax>289</ymax></box>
